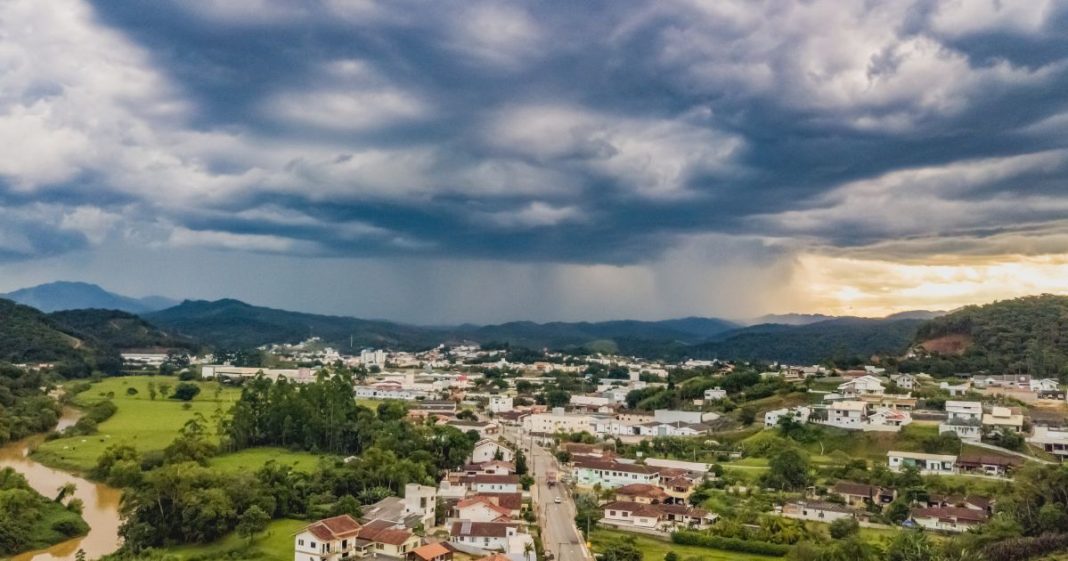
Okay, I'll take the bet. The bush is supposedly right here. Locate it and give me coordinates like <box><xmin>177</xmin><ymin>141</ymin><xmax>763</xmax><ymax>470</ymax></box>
<box><xmin>672</xmin><ymin>531</ymin><xmax>790</xmax><ymax>557</ymax></box>
<box><xmin>829</xmin><ymin>517</ymin><xmax>859</xmax><ymax>539</ymax></box>
<box><xmin>126</xmin><ymin>387</ymin><xmax>139</xmax><ymax>396</ymax></box>
<box><xmin>982</xmin><ymin>533</ymin><xmax>1068</xmax><ymax>561</ymax></box>
<box><xmin>171</xmin><ymin>382</ymin><xmax>201</xmax><ymax>401</ymax></box>
<box><xmin>51</xmin><ymin>517</ymin><xmax>89</xmax><ymax>537</ymax></box>
<box><xmin>178</xmin><ymin>370</ymin><xmax>197</xmax><ymax>381</ymax></box>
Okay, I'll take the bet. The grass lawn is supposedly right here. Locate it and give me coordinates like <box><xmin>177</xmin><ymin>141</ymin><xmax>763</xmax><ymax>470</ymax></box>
<box><xmin>33</xmin><ymin>376</ymin><xmax>242</xmax><ymax>472</ymax></box>
<box><xmin>590</xmin><ymin>529</ymin><xmax>780</xmax><ymax>561</ymax></box>
<box><xmin>208</xmin><ymin>447</ymin><xmax>326</xmax><ymax>474</ymax></box>
<box><xmin>165</xmin><ymin>518</ymin><xmax>306</xmax><ymax>561</ymax></box>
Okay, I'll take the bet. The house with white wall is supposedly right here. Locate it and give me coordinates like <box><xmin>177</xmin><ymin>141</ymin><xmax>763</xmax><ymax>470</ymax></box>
<box><xmin>470</xmin><ymin>439</ymin><xmax>514</xmax><ymax>464</ymax></box>
<box><xmin>837</xmin><ymin>376</ymin><xmax>885</xmax><ymax>398</ymax></box>
<box><xmin>939</xmin><ymin>401</ymin><xmax>983</xmax><ymax>441</ymax></box>
<box><xmin>572</xmin><ymin>459</ymin><xmax>661</xmax><ymax>488</ymax></box>
<box><xmin>781</xmin><ymin>501</ymin><xmax>856</xmax><ymax>523</ymax></box>
<box><xmin>887</xmin><ymin>451</ymin><xmax>957</xmax><ymax>474</ymax></box>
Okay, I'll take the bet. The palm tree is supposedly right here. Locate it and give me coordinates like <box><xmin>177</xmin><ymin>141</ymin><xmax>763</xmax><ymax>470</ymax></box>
<box><xmin>55</xmin><ymin>482</ymin><xmax>76</xmax><ymax>503</ymax></box>
<box><xmin>524</xmin><ymin>542</ymin><xmax>534</xmax><ymax>561</ymax></box>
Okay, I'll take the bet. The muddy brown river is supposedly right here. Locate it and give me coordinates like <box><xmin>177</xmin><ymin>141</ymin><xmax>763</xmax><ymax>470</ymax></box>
<box><xmin>0</xmin><ymin>408</ymin><xmax>122</xmax><ymax>561</ymax></box>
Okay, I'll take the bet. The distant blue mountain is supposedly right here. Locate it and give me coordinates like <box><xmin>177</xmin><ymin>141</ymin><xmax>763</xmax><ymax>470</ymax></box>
<box><xmin>2</xmin><ymin>281</ymin><xmax>178</xmax><ymax>314</ymax></box>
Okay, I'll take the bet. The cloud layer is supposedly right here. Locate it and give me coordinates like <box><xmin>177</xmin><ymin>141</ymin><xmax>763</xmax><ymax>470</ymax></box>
<box><xmin>1</xmin><ymin>0</ymin><xmax>1067</xmax><ymax>321</ymax></box>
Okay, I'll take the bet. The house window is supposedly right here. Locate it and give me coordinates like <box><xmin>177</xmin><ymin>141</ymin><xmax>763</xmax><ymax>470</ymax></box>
<box><xmin>309</xmin><ymin>542</ymin><xmax>317</xmax><ymax>549</ymax></box>
<box><xmin>298</xmin><ymin>539</ymin><xmax>305</xmax><ymax>546</ymax></box>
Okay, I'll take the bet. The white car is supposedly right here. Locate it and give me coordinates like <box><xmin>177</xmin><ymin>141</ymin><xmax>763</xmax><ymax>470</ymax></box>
<box><xmin>554</xmin><ymin>497</ymin><xmax>562</xmax><ymax>504</ymax></box>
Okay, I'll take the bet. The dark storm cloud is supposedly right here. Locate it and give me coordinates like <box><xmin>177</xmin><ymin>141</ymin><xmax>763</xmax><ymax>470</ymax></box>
<box><xmin>3</xmin><ymin>0</ymin><xmax>1068</xmax><ymax>265</ymax></box>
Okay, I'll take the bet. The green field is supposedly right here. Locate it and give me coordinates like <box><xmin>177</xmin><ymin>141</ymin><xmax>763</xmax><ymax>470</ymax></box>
<box><xmin>164</xmin><ymin>518</ymin><xmax>306</xmax><ymax>561</ymax></box>
<box><xmin>590</xmin><ymin>529</ymin><xmax>779</xmax><ymax>561</ymax></box>
<box><xmin>33</xmin><ymin>376</ymin><xmax>242</xmax><ymax>472</ymax></box>
<box><xmin>208</xmin><ymin>447</ymin><xmax>326</xmax><ymax>474</ymax></box>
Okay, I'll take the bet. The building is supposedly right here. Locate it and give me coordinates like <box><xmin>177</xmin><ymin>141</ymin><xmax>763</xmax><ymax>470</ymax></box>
<box><xmin>120</xmin><ymin>351</ymin><xmax>171</xmax><ymax>367</ymax></box>
<box><xmin>203</xmin><ymin>365</ymin><xmax>317</xmax><ymax>384</ymax></box>
<box><xmin>704</xmin><ymin>388</ymin><xmax>727</xmax><ymax>401</ymax></box>
<box><xmin>831</xmin><ymin>481</ymin><xmax>895</xmax><ymax>507</ymax></box>
<box><xmin>982</xmin><ymin>406</ymin><xmax>1025</xmax><ymax>434</ymax></box>
<box><xmin>449</xmin><ymin>521</ymin><xmax>530</xmax><ymax>554</ymax></box>
<box><xmin>1030</xmin><ymin>378</ymin><xmax>1060</xmax><ymax>393</ymax></box>
<box><xmin>488</xmin><ymin>396</ymin><xmax>513</xmax><ymax>413</ymax></box>
<box><xmin>614</xmin><ymin>483</ymin><xmax>669</xmax><ymax>504</ymax></box>
<box><xmin>464</xmin><ymin>475</ymin><xmax>521</xmax><ymax>494</ymax></box>
<box><xmin>520</xmin><ymin>410</ymin><xmax>595</xmax><ymax>436</ymax></box>
<box><xmin>601</xmin><ymin>501</ymin><xmax>716</xmax><ymax>531</ymax></box>
<box><xmin>653</xmin><ymin>410</ymin><xmax>718</xmax><ymax>424</ymax></box>
<box><xmin>408</xmin><ymin>543</ymin><xmax>452</xmax><ymax>561</ymax></box>
<box><xmin>571</xmin><ymin>459</ymin><xmax>661</xmax><ymax>488</ymax></box>
<box><xmin>781</xmin><ymin>501</ymin><xmax>856</xmax><ymax>522</ymax></box>
<box><xmin>837</xmin><ymin>376</ymin><xmax>885</xmax><ymax>398</ymax></box>
<box><xmin>890</xmin><ymin>374</ymin><xmax>917</xmax><ymax>390</ymax></box>
<box><xmin>955</xmin><ymin>453</ymin><xmax>1021</xmax><ymax>478</ymax></box>
<box><xmin>295</xmin><ymin>515</ymin><xmax>363</xmax><ymax>561</ymax></box>
<box><xmin>823</xmin><ymin>400</ymin><xmax>868</xmax><ymax>429</ymax></box>
<box><xmin>470</xmin><ymin>439</ymin><xmax>514</xmax><ymax>464</ymax></box>
<box><xmin>887</xmin><ymin>451</ymin><xmax>957</xmax><ymax>474</ymax></box>
<box><xmin>453</xmin><ymin>497</ymin><xmax>513</xmax><ymax>523</ymax></box>
<box><xmin>359</xmin><ymin>483</ymin><xmax>437</xmax><ymax>529</ymax></box>
<box><xmin>764</xmin><ymin>406</ymin><xmax>811</xmax><ymax>428</ymax></box>
<box><xmin>358</xmin><ymin>519</ymin><xmax>421</xmax><ymax>558</ymax></box>
<box><xmin>910</xmin><ymin>507</ymin><xmax>988</xmax><ymax>533</ymax></box>
<box><xmin>940</xmin><ymin>401</ymin><xmax>983</xmax><ymax>441</ymax></box>
<box><xmin>1028</xmin><ymin>426</ymin><xmax>1068</xmax><ymax>460</ymax></box>
<box><xmin>361</xmin><ymin>349</ymin><xmax>387</xmax><ymax>368</ymax></box>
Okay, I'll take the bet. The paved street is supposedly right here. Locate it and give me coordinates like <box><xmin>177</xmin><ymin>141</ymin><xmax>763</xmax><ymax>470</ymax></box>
<box><xmin>502</xmin><ymin>427</ymin><xmax>592</xmax><ymax>561</ymax></box>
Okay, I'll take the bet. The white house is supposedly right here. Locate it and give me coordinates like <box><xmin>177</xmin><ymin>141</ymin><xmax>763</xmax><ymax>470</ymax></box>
<box><xmin>453</xmin><ymin>497</ymin><xmax>513</xmax><ymax>523</ymax></box>
<box><xmin>910</xmin><ymin>507</ymin><xmax>988</xmax><ymax>533</ymax></box>
<box><xmin>470</xmin><ymin>439</ymin><xmax>514</xmax><ymax>464</ymax></box>
<box><xmin>865</xmin><ymin>408</ymin><xmax>912</xmax><ymax>432</ymax></box>
<box><xmin>403</xmin><ymin>483</ymin><xmax>438</xmax><ymax>529</ymax></box>
<box><xmin>520</xmin><ymin>410</ymin><xmax>595</xmax><ymax>436</ymax></box>
<box><xmin>570</xmin><ymin>395</ymin><xmax>611</xmax><ymax>409</ymax></box>
<box><xmin>465</xmin><ymin>475</ymin><xmax>521</xmax><ymax>494</ymax></box>
<box><xmin>781</xmin><ymin>501</ymin><xmax>855</xmax><ymax>523</ymax></box>
<box><xmin>1028</xmin><ymin>426</ymin><xmax>1068</xmax><ymax>459</ymax></box>
<box><xmin>939</xmin><ymin>401</ymin><xmax>983</xmax><ymax>441</ymax></box>
<box><xmin>653</xmin><ymin>410</ymin><xmax>717</xmax><ymax>424</ymax></box>
<box><xmin>488</xmin><ymin>395</ymin><xmax>514</xmax><ymax>413</ymax></box>
<box><xmin>890</xmin><ymin>374</ymin><xmax>917</xmax><ymax>390</ymax></box>
<box><xmin>571</xmin><ymin>459</ymin><xmax>661</xmax><ymax>488</ymax></box>
<box><xmin>294</xmin><ymin>515</ymin><xmax>363</xmax><ymax>561</ymax></box>
<box><xmin>449</xmin><ymin>521</ymin><xmax>532</xmax><ymax>554</ymax></box>
<box><xmin>1030</xmin><ymin>378</ymin><xmax>1060</xmax><ymax>393</ymax></box>
<box><xmin>939</xmin><ymin>380</ymin><xmax>972</xmax><ymax>396</ymax></box>
<box><xmin>823</xmin><ymin>401</ymin><xmax>868</xmax><ymax>429</ymax></box>
<box><xmin>764</xmin><ymin>406</ymin><xmax>811</xmax><ymax>428</ymax></box>
<box><xmin>601</xmin><ymin>502</ymin><xmax>717</xmax><ymax>531</ymax></box>
<box><xmin>704</xmin><ymin>388</ymin><xmax>727</xmax><ymax>401</ymax></box>
<box><xmin>837</xmin><ymin>376</ymin><xmax>885</xmax><ymax>398</ymax></box>
<box><xmin>982</xmin><ymin>407</ymin><xmax>1024</xmax><ymax>434</ymax></box>
<box><xmin>887</xmin><ymin>451</ymin><xmax>957</xmax><ymax>474</ymax></box>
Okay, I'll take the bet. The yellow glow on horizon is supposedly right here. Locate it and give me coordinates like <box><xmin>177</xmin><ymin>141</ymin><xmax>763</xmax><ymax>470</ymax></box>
<box><xmin>792</xmin><ymin>253</ymin><xmax>1068</xmax><ymax>317</ymax></box>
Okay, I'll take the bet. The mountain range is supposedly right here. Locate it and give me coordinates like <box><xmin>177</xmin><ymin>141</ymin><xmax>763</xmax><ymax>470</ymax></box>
<box><xmin>1</xmin><ymin>281</ymin><xmax>954</xmax><ymax>363</ymax></box>
<box><xmin>2</xmin><ymin>281</ymin><xmax>177</xmax><ymax>314</ymax></box>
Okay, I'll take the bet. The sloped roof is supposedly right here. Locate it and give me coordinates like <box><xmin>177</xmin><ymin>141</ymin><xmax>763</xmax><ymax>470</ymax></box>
<box><xmin>302</xmin><ymin>514</ymin><xmax>361</xmax><ymax>541</ymax></box>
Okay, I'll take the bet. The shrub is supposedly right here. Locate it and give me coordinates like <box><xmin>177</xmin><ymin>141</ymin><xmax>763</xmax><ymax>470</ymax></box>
<box><xmin>982</xmin><ymin>533</ymin><xmax>1068</xmax><ymax>561</ymax></box>
<box><xmin>171</xmin><ymin>382</ymin><xmax>201</xmax><ymax>401</ymax></box>
<box><xmin>829</xmin><ymin>517</ymin><xmax>859</xmax><ymax>539</ymax></box>
<box><xmin>672</xmin><ymin>531</ymin><xmax>790</xmax><ymax>556</ymax></box>
<box><xmin>126</xmin><ymin>387</ymin><xmax>139</xmax><ymax>396</ymax></box>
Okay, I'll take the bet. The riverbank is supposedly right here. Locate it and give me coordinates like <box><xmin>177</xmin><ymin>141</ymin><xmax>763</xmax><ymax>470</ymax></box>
<box><xmin>0</xmin><ymin>407</ymin><xmax>123</xmax><ymax>561</ymax></box>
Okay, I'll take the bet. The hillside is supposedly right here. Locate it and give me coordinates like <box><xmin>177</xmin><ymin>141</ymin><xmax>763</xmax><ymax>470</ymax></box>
<box><xmin>0</xmin><ymin>299</ymin><xmax>120</xmax><ymax>373</ymax></box>
<box><xmin>2</xmin><ymin>281</ymin><xmax>177</xmax><ymax>313</ymax></box>
<box><xmin>48</xmin><ymin>309</ymin><xmax>196</xmax><ymax>351</ymax></box>
<box><xmin>910</xmin><ymin>294</ymin><xmax>1068</xmax><ymax>377</ymax></box>
<box><xmin>143</xmin><ymin>299</ymin><xmax>440</xmax><ymax>350</ymax></box>
<box><xmin>690</xmin><ymin>317</ymin><xmax>925</xmax><ymax>364</ymax></box>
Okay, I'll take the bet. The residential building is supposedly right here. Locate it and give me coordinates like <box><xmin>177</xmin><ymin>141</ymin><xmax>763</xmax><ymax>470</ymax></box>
<box><xmin>823</xmin><ymin>400</ymin><xmax>868</xmax><ymax>429</ymax></box>
<box><xmin>358</xmin><ymin>519</ymin><xmax>421</xmax><ymax>558</ymax></box>
<box><xmin>956</xmin><ymin>453</ymin><xmax>1020</xmax><ymax>478</ymax></box>
<box><xmin>1028</xmin><ymin>426</ymin><xmax>1068</xmax><ymax>459</ymax></box>
<box><xmin>464</xmin><ymin>475</ymin><xmax>521</xmax><ymax>494</ymax></box>
<box><xmin>704</xmin><ymin>388</ymin><xmax>727</xmax><ymax>401</ymax></box>
<box><xmin>837</xmin><ymin>376</ymin><xmax>885</xmax><ymax>398</ymax></box>
<box><xmin>408</xmin><ymin>543</ymin><xmax>452</xmax><ymax>561</ymax></box>
<box><xmin>653</xmin><ymin>410</ymin><xmax>718</xmax><ymax>424</ymax></box>
<box><xmin>940</xmin><ymin>401</ymin><xmax>983</xmax><ymax>441</ymax></box>
<box><xmin>614</xmin><ymin>483</ymin><xmax>668</xmax><ymax>504</ymax></box>
<box><xmin>887</xmin><ymin>451</ymin><xmax>957</xmax><ymax>474</ymax></box>
<box><xmin>890</xmin><ymin>374</ymin><xmax>917</xmax><ymax>390</ymax></box>
<box><xmin>453</xmin><ymin>497</ymin><xmax>513</xmax><ymax>523</ymax></box>
<box><xmin>781</xmin><ymin>501</ymin><xmax>855</xmax><ymax>522</ymax></box>
<box><xmin>571</xmin><ymin>459</ymin><xmax>661</xmax><ymax>488</ymax></box>
<box><xmin>470</xmin><ymin>439</ymin><xmax>514</xmax><ymax>464</ymax></box>
<box><xmin>831</xmin><ymin>481</ymin><xmax>895</xmax><ymax>507</ymax></box>
<box><xmin>764</xmin><ymin>406</ymin><xmax>811</xmax><ymax>428</ymax></box>
<box><xmin>520</xmin><ymin>410</ymin><xmax>595</xmax><ymax>436</ymax></box>
<box><xmin>487</xmin><ymin>396</ymin><xmax>513</xmax><ymax>413</ymax></box>
<box><xmin>910</xmin><ymin>507</ymin><xmax>988</xmax><ymax>533</ymax></box>
<box><xmin>295</xmin><ymin>515</ymin><xmax>363</xmax><ymax>561</ymax></box>
<box><xmin>601</xmin><ymin>501</ymin><xmax>716</xmax><ymax>531</ymax></box>
<box><xmin>449</xmin><ymin>521</ymin><xmax>530</xmax><ymax>554</ymax></box>
<box><xmin>1030</xmin><ymin>378</ymin><xmax>1060</xmax><ymax>393</ymax></box>
<box><xmin>983</xmin><ymin>407</ymin><xmax>1024</xmax><ymax>434</ymax></box>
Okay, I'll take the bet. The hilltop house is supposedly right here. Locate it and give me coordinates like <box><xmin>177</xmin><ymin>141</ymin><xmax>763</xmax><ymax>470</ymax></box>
<box><xmin>940</xmin><ymin>401</ymin><xmax>983</xmax><ymax>441</ymax></box>
<box><xmin>982</xmin><ymin>407</ymin><xmax>1025</xmax><ymax>435</ymax></box>
<box><xmin>781</xmin><ymin>501</ymin><xmax>856</xmax><ymax>523</ymax></box>
<box><xmin>837</xmin><ymin>376</ymin><xmax>885</xmax><ymax>398</ymax></box>
<box><xmin>887</xmin><ymin>451</ymin><xmax>957</xmax><ymax>475</ymax></box>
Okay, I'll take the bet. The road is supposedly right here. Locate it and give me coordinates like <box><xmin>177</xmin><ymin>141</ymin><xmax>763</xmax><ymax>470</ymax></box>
<box><xmin>502</xmin><ymin>427</ymin><xmax>593</xmax><ymax>561</ymax></box>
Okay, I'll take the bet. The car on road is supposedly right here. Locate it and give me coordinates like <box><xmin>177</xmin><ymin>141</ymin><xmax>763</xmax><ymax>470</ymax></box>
<box><xmin>554</xmin><ymin>496</ymin><xmax>562</xmax><ymax>504</ymax></box>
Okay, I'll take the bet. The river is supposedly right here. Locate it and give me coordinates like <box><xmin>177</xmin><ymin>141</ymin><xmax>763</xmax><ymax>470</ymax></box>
<box><xmin>0</xmin><ymin>407</ymin><xmax>123</xmax><ymax>561</ymax></box>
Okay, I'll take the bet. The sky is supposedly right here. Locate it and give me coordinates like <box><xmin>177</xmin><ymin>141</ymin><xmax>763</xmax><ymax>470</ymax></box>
<box><xmin>1</xmin><ymin>0</ymin><xmax>1068</xmax><ymax>324</ymax></box>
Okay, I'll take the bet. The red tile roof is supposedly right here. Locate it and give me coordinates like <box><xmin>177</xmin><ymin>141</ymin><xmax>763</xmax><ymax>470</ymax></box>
<box><xmin>450</xmin><ymin>521</ymin><xmax>516</xmax><ymax>538</ymax></box>
<box><xmin>410</xmin><ymin>542</ymin><xmax>452</xmax><ymax>561</ymax></box>
<box><xmin>358</xmin><ymin>519</ymin><xmax>415</xmax><ymax>546</ymax></box>
<box><xmin>302</xmin><ymin>514</ymin><xmax>361</xmax><ymax>541</ymax></box>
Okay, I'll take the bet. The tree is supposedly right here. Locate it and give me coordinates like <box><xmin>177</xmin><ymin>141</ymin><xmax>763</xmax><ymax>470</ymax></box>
<box><xmin>515</xmin><ymin>449</ymin><xmax>528</xmax><ymax>476</ymax></box>
<box><xmin>544</xmin><ymin>389</ymin><xmax>571</xmax><ymax>408</ymax></box>
<box><xmin>829</xmin><ymin>517</ymin><xmax>859</xmax><ymax>539</ymax></box>
<box><xmin>885</xmin><ymin>499</ymin><xmax>911</xmax><ymax>524</ymax></box>
<box><xmin>739</xmin><ymin>405</ymin><xmax>757</xmax><ymax>426</ymax></box>
<box><xmin>236</xmin><ymin>505</ymin><xmax>270</xmax><ymax>544</ymax></box>
<box><xmin>54</xmin><ymin>482</ymin><xmax>76</xmax><ymax>503</ymax></box>
<box><xmin>664</xmin><ymin>552</ymin><xmax>679</xmax><ymax>561</ymax></box>
<box><xmin>147</xmin><ymin>381</ymin><xmax>157</xmax><ymax>401</ymax></box>
<box><xmin>602</xmin><ymin>537</ymin><xmax>642</xmax><ymax>561</ymax></box>
<box><xmin>158</xmin><ymin>383</ymin><xmax>172</xmax><ymax>399</ymax></box>
<box><xmin>762</xmin><ymin>448</ymin><xmax>809</xmax><ymax>491</ymax></box>
<box><xmin>171</xmin><ymin>382</ymin><xmax>201</xmax><ymax>401</ymax></box>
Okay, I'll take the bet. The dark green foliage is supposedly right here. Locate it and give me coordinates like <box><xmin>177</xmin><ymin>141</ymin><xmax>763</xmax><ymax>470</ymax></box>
<box><xmin>761</xmin><ymin>448</ymin><xmax>810</xmax><ymax>491</ymax></box>
<box><xmin>0</xmin><ymin>467</ymin><xmax>89</xmax><ymax>556</ymax></box>
<box><xmin>0</xmin><ymin>365</ymin><xmax>61</xmax><ymax>445</ymax></box>
<box><xmin>691</xmin><ymin>318</ymin><xmax>924</xmax><ymax>364</ymax></box>
<box><xmin>671</xmin><ymin>530</ymin><xmax>790</xmax><ymax>556</ymax></box>
<box><xmin>170</xmin><ymin>382</ymin><xmax>201</xmax><ymax>401</ymax></box>
<box><xmin>908</xmin><ymin>294</ymin><xmax>1068</xmax><ymax>378</ymax></box>
<box><xmin>828</xmin><ymin>517</ymin><xmax>859</xmax><ymax>539</ymax></box>
<box><xmin>980</xmin><ymin>533</ymin><xmax>1068</xmax><ymax>561</ymax></box>
<box><xmin>47</xmin><ymin>309</ymin><xmax>194</xmax><ymax>352</ymax></box>
<box><xmin>0</xmin><ymin>299</ymin><xmax>120</xmax><ymax>374</ymax></box>
<box><xmin>600</xmin><ymin>536</ymin><xmax>643</xmax><ymax>561</ymax></box>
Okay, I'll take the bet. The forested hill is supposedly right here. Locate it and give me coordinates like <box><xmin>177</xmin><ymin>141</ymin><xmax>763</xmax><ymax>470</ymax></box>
<box><xmin>688</xmin><ymin>318</ymin><xmax>925</xmax><ymax>364</ymax></box>
<box><xmin>47</xmin><ymin>309</ymin><xmax>196</xmax><ymax>352</ymax></box>
<box><xmin>909</xmin><ymin>294</ymin><xmax>1068</xmax><ymax>377</ymax></box>
<box><xmin>0</xmin><ymin>299</ymin><xmax>121</xmax><ymax>374</ymax></box>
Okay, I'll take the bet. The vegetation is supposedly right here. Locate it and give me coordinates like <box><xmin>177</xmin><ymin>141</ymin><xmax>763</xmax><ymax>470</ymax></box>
<box><xmin>591</xmin><ymin>529</ymin><xmax>779</xmax><ymax>561</ymax></box>
<box><xmin>0</xmin><ymin>298</ymin><xmax>121</xmax><ymax>375</ymax></box>
<box><xmin>907</xmin><ymin>294</ymin><xmax>1068</xmax><ymax>378</ymax></box>
<box><xmin>0</xmin><ymin>466</ymin><xmax>90</xmax><ymax>556</ymax></box>
<box><xmin>0</xmin><ymin>364</ymin><xmax>61</xmax><ymax>445</ymax></box>
<box><xmin>47</xmin><ymin>309</ymin><xmax>195</xmax><ymax>352</ymax></box>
